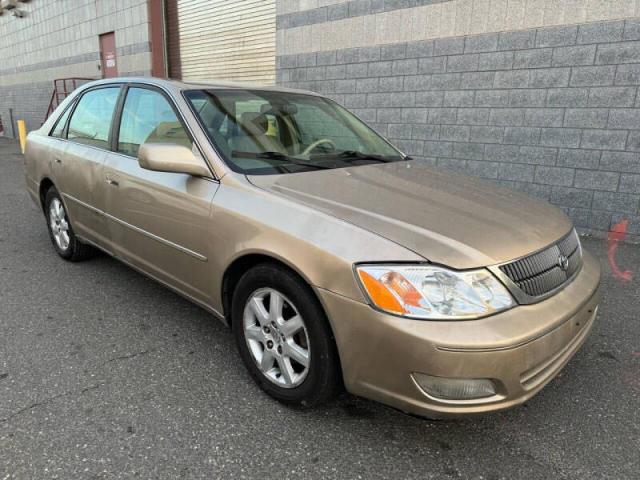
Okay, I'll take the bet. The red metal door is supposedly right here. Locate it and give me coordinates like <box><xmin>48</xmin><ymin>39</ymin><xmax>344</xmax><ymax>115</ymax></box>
<box><xmin>99</xmin><ymin>32</ymin><xmax>118</xmax><ymax>78</ymax></box>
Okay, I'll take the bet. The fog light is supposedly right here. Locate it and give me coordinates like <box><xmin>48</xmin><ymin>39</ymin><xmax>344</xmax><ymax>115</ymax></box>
<box><xmin>413</xmin><ymin>373</ymin><xmax>496</xmax><ymax>400</ymax></box>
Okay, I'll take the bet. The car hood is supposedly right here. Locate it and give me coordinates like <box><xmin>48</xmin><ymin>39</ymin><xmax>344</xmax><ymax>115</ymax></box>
<box><xmin>247</xmin><ymin>161</ymin><xmax>573</xmax><ymax>269</ymax></box>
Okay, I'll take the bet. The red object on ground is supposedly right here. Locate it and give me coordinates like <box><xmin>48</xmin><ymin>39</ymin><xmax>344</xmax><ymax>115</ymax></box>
<box><xmin>607</xmin><ymin>219</ymin><xmax>633</xmax><ymax>282</ymax></box>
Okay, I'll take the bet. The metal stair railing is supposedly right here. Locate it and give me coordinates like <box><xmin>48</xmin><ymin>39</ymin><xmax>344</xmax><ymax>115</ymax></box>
<box><xmin>44</xmin><ymin>77</ymin><xmax>95</xmax><ymax>122</ymax></box>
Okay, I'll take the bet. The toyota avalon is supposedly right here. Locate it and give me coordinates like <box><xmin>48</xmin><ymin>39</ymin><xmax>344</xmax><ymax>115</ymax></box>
<box><xmin>24</xmin><ymin>78</ymin><xmax>601</xmax><ymax>418</ymax></box>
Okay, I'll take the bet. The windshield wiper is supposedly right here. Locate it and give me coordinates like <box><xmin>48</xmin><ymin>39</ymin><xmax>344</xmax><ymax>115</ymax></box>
<box><xmin>311</xmin><ymin>150</ymin><xmax>401</xmax><ymax>163</ymax></box>
<box><xmin>231</xmin><ymin>150</ymin><xmax>333</xmax><ymax>170</ymax></box>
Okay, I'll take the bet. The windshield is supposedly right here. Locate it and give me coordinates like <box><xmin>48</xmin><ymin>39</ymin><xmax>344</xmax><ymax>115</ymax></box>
<box><xmin>184</xmin><ymin>89</ymin><xmax>406</xmax><ymax>175</ymax></box>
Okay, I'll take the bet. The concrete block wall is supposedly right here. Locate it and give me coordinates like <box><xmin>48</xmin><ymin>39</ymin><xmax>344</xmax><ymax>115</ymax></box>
<box><xmin>276</xmin><ymin>0</ymin><xmax>640</xmax><ymax>241</ymax></box>
<box><xmin>0</xmin><ymin>0</ymin><xmax>152</xmax><ymax>133</ymax></box>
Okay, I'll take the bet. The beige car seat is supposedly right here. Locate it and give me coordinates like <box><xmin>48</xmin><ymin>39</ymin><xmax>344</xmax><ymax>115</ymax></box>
<box><xmin>230</xmin><ymin>112</ymin><xmax>285</xmax><ymax>153</ymax></box>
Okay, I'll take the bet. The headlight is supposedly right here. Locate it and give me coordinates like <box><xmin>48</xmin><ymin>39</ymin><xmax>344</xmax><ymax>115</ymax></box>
<box><xmin>356</xmin><ymin>264</ymin><xmax>514</xmax><ymax>319</ymax></box>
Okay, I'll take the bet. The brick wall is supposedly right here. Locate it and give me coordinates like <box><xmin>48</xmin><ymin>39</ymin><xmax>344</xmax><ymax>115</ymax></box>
<box><xmin>277</xmin><ymin>17</ymin><xmax>640</xmax><ymax>242</ymax></box>
<box><xmin>0</xmin><ymin>0</ymin><xmax>152</xmax><ymax>133</ymax></box>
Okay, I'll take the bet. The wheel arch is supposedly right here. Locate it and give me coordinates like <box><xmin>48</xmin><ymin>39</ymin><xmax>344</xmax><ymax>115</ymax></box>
<box><xmin>39</xmin><ymin>177</ymin><xmax>55</xmax><ymax>211</ymax></box>
<box><xmin>221</xmin><ymin>252</ymin><xmax>319</xmax><ymax>324</ymax></box>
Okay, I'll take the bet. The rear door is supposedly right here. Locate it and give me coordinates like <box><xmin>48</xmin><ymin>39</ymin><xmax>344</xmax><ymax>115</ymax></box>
<box><xmin>101</xmin><ymin>85</ymin><xmax>218</xmax><ymax>304</ymax></box>
<box><xmin>55</xmin><ymin>86</ymin><xmax>121</xmax><ymax>245</ymax></box>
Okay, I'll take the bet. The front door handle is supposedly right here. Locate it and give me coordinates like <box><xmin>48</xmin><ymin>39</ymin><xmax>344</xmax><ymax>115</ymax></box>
<box><xmin>54</xmin><ymin>158</ymin><xmax>62</xmax><ymax>164</ymax></box>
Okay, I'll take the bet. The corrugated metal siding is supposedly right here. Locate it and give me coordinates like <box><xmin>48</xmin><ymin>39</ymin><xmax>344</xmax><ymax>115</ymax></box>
<box><xmin>166</xmin><ymin>0</ymin><xmax>276</xmax><ymax>84</ymax></box>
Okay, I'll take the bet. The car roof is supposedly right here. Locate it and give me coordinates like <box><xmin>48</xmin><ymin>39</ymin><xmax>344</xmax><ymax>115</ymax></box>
<box><xmin>80</xmin><ymin>77</ymin><xmax>323</xmax><ymax>97</ymax></box>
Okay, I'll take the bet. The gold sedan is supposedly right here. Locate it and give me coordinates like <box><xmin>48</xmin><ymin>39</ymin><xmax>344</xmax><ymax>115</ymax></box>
<box><xmin>24</xmin><ymin>78</ymin><xmax>600</xmax><ymax>418</ymax></box>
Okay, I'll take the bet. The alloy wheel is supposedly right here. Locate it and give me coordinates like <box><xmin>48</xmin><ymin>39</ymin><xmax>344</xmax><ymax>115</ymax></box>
<box><xmin>49</xmin><ymin>197</ymin><xmax>70</xmax><ymax>251</ymax></box>
<box><xmin>243</xmin><ymin>287</ymin><xmax>310</xmax><ymax>388</ymax></box>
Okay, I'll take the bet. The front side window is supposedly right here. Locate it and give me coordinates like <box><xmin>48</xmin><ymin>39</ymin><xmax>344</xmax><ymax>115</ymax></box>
<box><xmin>67</xmin><ymin>87</ymin><xmax>120</xmax><ymax>149</ymax></box>
<box><xmin>118</xmin><ymin>87</ymin><xmax>192</xmax><ymax>157</ymax></box>
<box><xmin>184</xmin><ymin>89</ymin><xmax>404</xmax><ymax>175</ymax></box>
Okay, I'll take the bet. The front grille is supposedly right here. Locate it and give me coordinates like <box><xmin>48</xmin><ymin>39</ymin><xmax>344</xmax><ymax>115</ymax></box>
<box><xmin>499</xmin><ymin>229</ymin><xmax>582</xmax><ymax>298</ymax></box>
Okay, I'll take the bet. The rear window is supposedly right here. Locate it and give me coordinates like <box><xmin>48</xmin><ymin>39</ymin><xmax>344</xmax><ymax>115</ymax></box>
<box><xmin>50</xmin><ymin>104</ymin><xmax>74</xmax><ymax>138</ymax></box>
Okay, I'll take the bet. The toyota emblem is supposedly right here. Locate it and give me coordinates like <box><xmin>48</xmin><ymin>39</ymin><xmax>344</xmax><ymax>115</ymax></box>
<box><xmin>558</xmin><ymin>254</ymin><xmax>569</xmax><ymax>271</ymax></box>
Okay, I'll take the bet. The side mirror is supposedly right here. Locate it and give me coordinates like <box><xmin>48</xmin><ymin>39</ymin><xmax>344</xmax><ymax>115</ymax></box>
<box><xmin>138</xmin><ymin>143</ymin><xmax>212</xmax><ymax>178</ymax></box>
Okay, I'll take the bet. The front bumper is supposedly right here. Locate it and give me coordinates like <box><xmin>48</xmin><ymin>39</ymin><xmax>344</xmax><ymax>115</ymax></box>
<box><xmin>316</xmin><ymin>249</ymin><xmax>601</xmax><ymax>418</ymax></box>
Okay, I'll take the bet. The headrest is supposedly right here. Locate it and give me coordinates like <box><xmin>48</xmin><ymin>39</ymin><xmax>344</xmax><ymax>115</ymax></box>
<box><xmin>260</xmin><ymin>103</ymin><xmax>298</xmax><ymax>115</ymax></box>
<box><xmin>240</xmin><ymin>112</ymin><xmax>268</xmax><ymax>135</ymax></box>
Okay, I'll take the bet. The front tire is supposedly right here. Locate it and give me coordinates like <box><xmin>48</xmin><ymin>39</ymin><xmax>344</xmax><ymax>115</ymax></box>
<box><xmin>232</xmin><ymin>263</ymin><xmax>341</xmax><ymax>407</ymax></box>
<box><xmin>44</xmin><ymin>187</ymin><xmax>95</xmax><ymax>261</ymax></box>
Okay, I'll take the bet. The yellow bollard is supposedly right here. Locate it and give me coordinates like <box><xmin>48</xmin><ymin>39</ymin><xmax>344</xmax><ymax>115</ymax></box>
<box><xmin>17</xmin><ymin>120</ymin><xmax>27</xmax><ymax>154</ymax></box>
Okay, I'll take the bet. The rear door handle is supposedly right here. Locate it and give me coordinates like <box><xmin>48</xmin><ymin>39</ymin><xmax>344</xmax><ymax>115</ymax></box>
<box><xmin>54</xmin><ymin>158</ymin><xmax>62</xmax><ymax>164</ymax></box>
<box><xmin>105</xmin><ymin>176</ymin><xmax>119</xmax><ymax>187</ymax></box>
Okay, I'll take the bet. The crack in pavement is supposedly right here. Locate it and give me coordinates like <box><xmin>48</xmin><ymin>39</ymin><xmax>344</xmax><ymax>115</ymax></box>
<box><xmin>1</xmin><ymin>349</ymin><xmax>151</xmax><ymax>425</ymax></box>
<box><xmin>101</xmin><ymin>350</ymin><xmax>151</xmax><ymax>366</ymax></box>
<box><xmin>0</xmin><ymin>383</ymin><xmax>105</xmax><ymax>424</ymax></box>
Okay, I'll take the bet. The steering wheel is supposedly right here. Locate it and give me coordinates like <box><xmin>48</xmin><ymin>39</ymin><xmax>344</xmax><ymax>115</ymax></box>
<box><xmin>302</xmin><ymin>138</ymin><xmax>336</xmax><ymax>157</ymax></box>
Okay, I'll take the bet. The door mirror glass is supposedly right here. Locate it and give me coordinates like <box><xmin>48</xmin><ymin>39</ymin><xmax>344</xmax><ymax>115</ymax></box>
<box><xmin>138</xmin><ymin>143</ymin><xmax>211</xmax><ymax>178</ymax></box>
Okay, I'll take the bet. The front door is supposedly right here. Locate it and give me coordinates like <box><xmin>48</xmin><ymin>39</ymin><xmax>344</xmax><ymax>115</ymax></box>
<box><xmin>99</xmin><ymin>32</ymin><xmax>118</xmax><ymax>78</ymax></box>
<box><xmin>101</xmin><ymin>86</ymin><xmax>218</xmax><ymax>304</ymax></box>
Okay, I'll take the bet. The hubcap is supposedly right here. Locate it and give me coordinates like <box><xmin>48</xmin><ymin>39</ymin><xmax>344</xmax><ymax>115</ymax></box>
<box><xmin>49</xmin><ymin>198</ymin><xmax>70</xmax><ymax>251</ymax></box>
<box><xmin>243</xmin><ymin>288</ymin><xmax>310</xmax><ymax>388</ymax></box>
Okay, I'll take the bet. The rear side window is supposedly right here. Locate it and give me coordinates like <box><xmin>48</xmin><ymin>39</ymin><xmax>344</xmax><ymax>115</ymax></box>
<box><xmin>117</xmin><ymin>87</ymin><xmax>192</xmax><ymax>157</ymax></box>
<box><xmin>67</xmin><ymin>87</ymin><xmax>120</xmax><ymax>149</ymax></box>
<box><xmin>50</xmin><ymin>104</ymin><xmax>73</xmax><ymax>138</ymax></box>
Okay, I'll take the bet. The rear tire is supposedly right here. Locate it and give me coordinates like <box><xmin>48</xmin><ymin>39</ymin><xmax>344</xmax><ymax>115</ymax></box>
<box><xmin>44</xmin><ymin>187</ymin><xmax>96</xmax><ymax>261</ymax></box>
<box><xmin>232</xmin><ymin>263</ymin><xmax>341</xmax><ymax>407</ymax></box>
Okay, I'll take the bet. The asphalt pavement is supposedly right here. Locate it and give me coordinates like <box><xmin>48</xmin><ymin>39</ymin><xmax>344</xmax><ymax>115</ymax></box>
<box><xmin>1</xmin><ymin>138</ymin><xmax>638</xmax><ymax>479</ymax></box>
